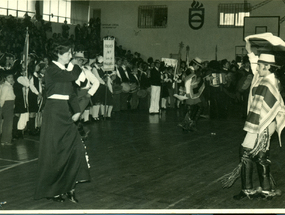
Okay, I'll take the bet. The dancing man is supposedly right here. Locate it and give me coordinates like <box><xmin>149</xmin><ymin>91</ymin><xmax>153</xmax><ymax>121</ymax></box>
<box><xmin>221</xmin><ymin>36</ymin><xmax>285</xmax><ymax>200</ymax></box>
<box><xmin>178</xmin><ymin>57</ymin><xmax>204</xmax><ymax>131</ymax></box>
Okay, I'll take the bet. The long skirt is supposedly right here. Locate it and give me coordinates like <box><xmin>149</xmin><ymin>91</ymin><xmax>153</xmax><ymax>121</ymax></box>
<box><xmin>91</xmin><ymin>84</ymin><xmax>113</xmax><ymax>105</ymax></box>
<box><xmin>28</xmin><ymin>91</ymin><xmax>39</xmax><ymax>113</ymax></box>
<box><xmin>34</xmin><ymin>99</ymin><xmax>90</xmax><ymax>199</ymax></box>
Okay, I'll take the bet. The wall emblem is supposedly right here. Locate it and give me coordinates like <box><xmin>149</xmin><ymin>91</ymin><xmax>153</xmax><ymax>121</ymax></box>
<box><xmin>189</xmin><ymin>0</ymin><xmax>204</xmax><ymax>30</ymax></box>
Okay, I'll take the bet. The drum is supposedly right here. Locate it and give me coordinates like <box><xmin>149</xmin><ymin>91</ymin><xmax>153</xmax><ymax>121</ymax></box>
<box><xmin>113</xmin><ymin>84</ymin><xmax>122</xmax><ymax>94</ymax></box>
<box><xmin>129</xmin><ymin>83</ymin><xmax>138</xmax><ymax>93</ymax></box>
<box><xmin>137</xmin><ymin>89</ymin><xmax>147</xmax><ymax>98</ymax></box>
<box><xmin>121</xmin><ymin>82</ymin><xmax>131</xmax><ymax>93</ymax></box>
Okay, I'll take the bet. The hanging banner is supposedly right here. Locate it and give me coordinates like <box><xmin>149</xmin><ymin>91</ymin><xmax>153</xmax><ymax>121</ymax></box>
<box><xmin>103</xmin><ymin>38</ymin><xmax>115</xmax><ymax>71</ymax></box>
<box><xmin>161</xmin><ymin>58</ymin><xmax>178</xmax><ymax>68</ymax></box>
<box><xmin>162</xmin><ymin>58</ymin><xmax>179</xmax><ymax>89</ymax></box>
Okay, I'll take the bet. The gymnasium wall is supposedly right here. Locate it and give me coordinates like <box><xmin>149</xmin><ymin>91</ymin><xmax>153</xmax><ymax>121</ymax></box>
<box><xmin>89</xmin><ymin>0</ymin><xmax>285</xmax><ymax>62</ymax></box>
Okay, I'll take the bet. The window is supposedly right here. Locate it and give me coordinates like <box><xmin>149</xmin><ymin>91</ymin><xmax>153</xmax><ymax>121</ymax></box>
<box><xmin>138</xmin><ymin>5</ymin><xmax>167</xmax><ymax>28</ymax></box>
<box><xmin>0</xmin><ymin>0</ymin><xmax>35</xmax><ymax>18</ymax></box>
<box><xmin>218</xmin><ymin>3</ymin><xmax>250</xmax><ymax>27</ymax></box>
<box><xmin>43</xmin><ymin>0</ymin><xmax>71</xmax><ymax>24</ymax></box>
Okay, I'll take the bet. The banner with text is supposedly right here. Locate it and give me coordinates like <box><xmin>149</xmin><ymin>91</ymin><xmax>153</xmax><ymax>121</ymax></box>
<box><xmin>103</xmin><ymin>38</ymin><xmax>115</xmax><ymax>71</ymax></box>
<box><xmin>161</xmin><ymin>58</ymin><xmax>178</xmax><ymax>68</ymax></box>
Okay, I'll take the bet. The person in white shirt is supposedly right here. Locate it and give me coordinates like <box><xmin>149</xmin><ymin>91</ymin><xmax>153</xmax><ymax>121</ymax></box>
<box><xmin>0</xmin><ymin>71</ymin><xmax>15</xmax><ymax>146</ymax></box>
<box><xmin>26</xmin><ymin>60</ymin><xmax>43</xmax><ymax>136</ymax></box>
<box><xmin>72</xmin><ymin>52</ymin><xmax>99</xmax><ymax>139</ymax></box>
<box><xmin>12</xmin><ymin>65</ymin><xmax>40</xmax><ymax>139</ymax></box>
<box><xmin>73</xmin><ymin>52</ymin><xmax>99</xmax><ymax>116</ymax></box>
<box><xmin>91</xmin><ymin>56</ymin><xmax>114</xmax><ymax>120</ymax></box>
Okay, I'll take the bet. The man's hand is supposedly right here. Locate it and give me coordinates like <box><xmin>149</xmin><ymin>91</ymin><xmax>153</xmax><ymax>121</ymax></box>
<box><xmin>71</xmin><ymin>58</ymin><xmax>79</xmax><ymax>66</ymax></box>
<box><xmin>72</xmin><ymin>112</ymin><xmax>81</xmax><ymax>122</ymax></box>
<box><xmin>37</xmin><ymin>93</ymin><xmax>43</xmax><ymax>102</ymax></box>
<box><xmin>245</xmin><ymin>39</ymin><xmax>252</xmax><ymax>54</ymax></box>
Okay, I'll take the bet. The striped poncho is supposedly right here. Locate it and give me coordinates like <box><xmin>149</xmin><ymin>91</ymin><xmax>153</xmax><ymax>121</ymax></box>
<box><xmin>244</xmin><ymin>53</ymin><xmax>285</xmax><ymax>146</ymax></box>
<box><xmin>184</xmin><ymin>73</ymin><xmax>205</xmax><ymax>105</ymax></box>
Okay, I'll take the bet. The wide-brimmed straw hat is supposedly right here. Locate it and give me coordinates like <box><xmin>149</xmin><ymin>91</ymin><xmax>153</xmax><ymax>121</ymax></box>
<box><xmin>73</xmin><ymin>52</ymin><xmax>88</xmax><ymax>64</ymax></box>
<box><xmin>192</xmin><ymin>57</ymin><xmax>202</xmax><ymax>67</ymax></box>
<box><xmin>258</xmin><ymin>53</ymin><xmax>276</xmax><ymax>66</ymax></box>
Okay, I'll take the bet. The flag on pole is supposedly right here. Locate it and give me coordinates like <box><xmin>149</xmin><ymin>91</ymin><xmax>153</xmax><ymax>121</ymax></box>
<box><xmin>22</xmin><ymin>27</ymin><xmax>29</xmax><ymax>77</ymax></box>
<box><xmin>21</xmin><ymin>27</ymin><xmax>30</xmax><ymax>116</ymax></box>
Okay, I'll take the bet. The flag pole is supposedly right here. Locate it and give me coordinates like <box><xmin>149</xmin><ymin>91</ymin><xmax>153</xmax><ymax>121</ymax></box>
<box><xmin>23</xmin><ymin>27</ymin><xmax>29</xmax><ymax>77</ymax></box>
<box><xmin>22</xmin><ymin>27</ymin><xmax>30</xmax><ymax>113</ymax></box>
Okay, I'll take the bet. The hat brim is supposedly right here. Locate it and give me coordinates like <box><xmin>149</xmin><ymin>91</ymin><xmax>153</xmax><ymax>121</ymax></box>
<box><xmin>192</xmin><ymin>59</ymin><xmax>202</xmax><ymax>67</ymax></box>
<box><xmin>75</xmin><ymin>57</ymin><xmax>88</xmax><ymax>63</ymax></box>
<box><xmin>257</xmin><ymin>60</ymin><xmax>278</xmax><ymax>67</ymax></box>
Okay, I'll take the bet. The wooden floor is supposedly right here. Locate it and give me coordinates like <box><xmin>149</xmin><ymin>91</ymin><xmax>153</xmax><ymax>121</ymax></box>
<box><xmin>1</xmin><ymin>104</ymin><xmax>285</xmax><ymax>213</ymax></box>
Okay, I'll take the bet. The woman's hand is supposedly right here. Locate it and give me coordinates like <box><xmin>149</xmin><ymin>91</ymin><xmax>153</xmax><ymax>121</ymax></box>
<box><xmin>72</xmin><ymin>112</ymin><xmax>81</xmax><ymax>122</ymax></box>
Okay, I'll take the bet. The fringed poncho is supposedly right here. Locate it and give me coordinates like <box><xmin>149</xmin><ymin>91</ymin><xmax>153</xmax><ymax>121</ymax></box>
<box><xmin>244</xmin><ymin>53</ymin><xmax>285</xmax><ymax>146</ymax></box>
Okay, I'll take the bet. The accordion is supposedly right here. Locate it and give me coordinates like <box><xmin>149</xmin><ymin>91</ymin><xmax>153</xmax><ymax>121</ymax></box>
<box><xmin>211</xmin><ymin>73</ymin><xmax>226</xmax><ymax>85</ymax></box>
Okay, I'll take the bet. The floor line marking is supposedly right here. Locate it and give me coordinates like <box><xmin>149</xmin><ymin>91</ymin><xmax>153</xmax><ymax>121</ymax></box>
<box><xmin>166</xmin><ymin>196</ymin><xmax>190</xmax><ymax>209</ymax></box>
<box><xmin>23</xmin><ymin>138</ymin><xmax>40</xmax><ymax>143</ymax></box>
<box><xmin>0</xmin><ymin>158</ymin><xmax>21</xmax><ymax>163</ymax></box>
<box><xmin>0</xmin><ymin>158</ymin><xmax>38</xmax><ymax>173</ymax></box>
<box><xmin>166</xmin><ymin>177</ymin><xmax>222</xmax><ymax>209</ymax></box>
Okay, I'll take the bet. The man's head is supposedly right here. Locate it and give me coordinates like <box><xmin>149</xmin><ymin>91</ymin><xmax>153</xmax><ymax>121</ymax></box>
<box><xmin>257</xmin><ymin>53</ymin><xmax>276</xmax><ymax>77</ymax></box>
<box><xmin>154</xmin><ymin>60</ymin><xmax>160</xmax><ymax>69</ymax></box>
<box><xmin>221</xmin><ymin>59</ymin><xmax>230</xmax><ymax>70</ymax></box>
<box><xmin>190</xmin><ymin>57</ymin><xmax>202</xmax><ymax>70</ymax></box>
<box><xmin>116</xmin><ymin>57</ymin><xmax>122</xmax><ymax>66</ymax></box>
<box><xmin>5</xmin><ymin>72</ymin><xmax>14</xmax><ymax>85</ymax></box>
<box><xmin>73</xmin><ymin>52</ymin><xmax>88</xmax><ymax>67</ymax></box>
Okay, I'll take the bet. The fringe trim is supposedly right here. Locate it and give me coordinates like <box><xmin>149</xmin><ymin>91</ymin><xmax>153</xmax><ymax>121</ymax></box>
<box><xmin>270</xmin><ymin>173</ymin><xmax>276</xmax><ymax>188</ymax></box>
<box><xmin>219</xmin><ymin>162</ymin><xmax>242</xmax><ymax>188</ymax></box>
<box><xmin>250</xmin><ymin>128</ymin><xmax>269</xmax><ymax>157</ymax></box>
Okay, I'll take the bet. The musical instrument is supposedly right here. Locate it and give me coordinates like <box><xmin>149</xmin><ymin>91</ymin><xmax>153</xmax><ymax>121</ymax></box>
<box><xmin>129</xmin><ymin>83</ymin><xmax>138</xmax><ymax>93</ymax></box>
<box><xmin>113</xmin><ymin>84</ymin><xmax>122</xmax><ymax>94</ymax></box>
<box><xmin>121</xmin><ymin>82</ymin><xmax>131</xmax><ymax>93</ymax></box>
<box><xmin>211</xmin><ymin>73</ymin><xmax>226</xmax><ymax>85</ymax></box>
<box><xmin>137</xmin><ymin>89</ymin><xmax>148</xmax><ymax>98</ymax></box>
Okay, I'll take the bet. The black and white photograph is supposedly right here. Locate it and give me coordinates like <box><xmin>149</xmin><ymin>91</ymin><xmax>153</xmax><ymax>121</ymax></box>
<box><xmin>1</xmin><ymin>0</ymin><xmax>285</xmax><ymax>214</ymax></box>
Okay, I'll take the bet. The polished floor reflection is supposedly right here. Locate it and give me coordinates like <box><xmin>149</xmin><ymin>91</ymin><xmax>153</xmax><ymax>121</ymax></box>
<box><xmin>1</xmin><ymin>106</ymin><xmax>285</xmax><ymax>212</ymax></box>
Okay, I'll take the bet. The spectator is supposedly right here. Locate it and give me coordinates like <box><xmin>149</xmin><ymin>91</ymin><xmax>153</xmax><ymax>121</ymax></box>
<box><xmin>0</xmin><ymin>70</ymin><xmax>15</xmax><ymax>146</ymax></box>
